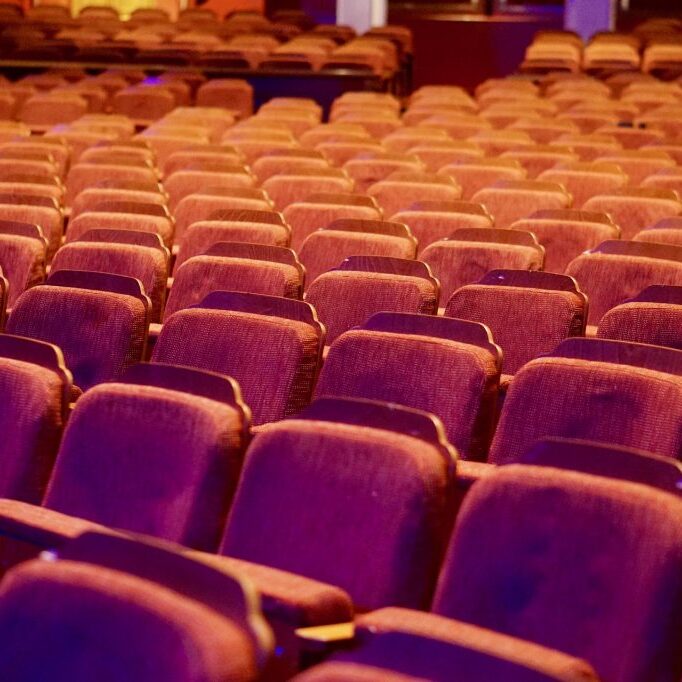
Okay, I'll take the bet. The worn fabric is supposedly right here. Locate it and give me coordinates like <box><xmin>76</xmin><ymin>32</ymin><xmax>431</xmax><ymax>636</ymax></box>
<box><xmin>176</xmin><ymin>221</ymin><xmax>290</xmax><ymax>268</ymax></box>
<box><xmin>306</xmin><ymin>272</ymin><xmax>437</xmax><ymax>343</ymax></box>
<box><xmin>489</xmin><ymin>357</ymin><xmax>682</xmax><ymax>464</ymax></box>
<box><xmin>598</xmin><ymin>302</ymin><xmax>682</xmax><ymax>350</ymax></box>
<box><xmin>67</xmin><ymin>212</ymin><xmax>173</xmax><ymax>248</ymax></box>
<box><xmin>283</xmin><ymin>203</ymin><xmax>382</xmax><ymax>252</ymax></box>
<box><xmin>446</xmin><ymin>286</ymin><xmax>586</xmax><ymax>374</ymax></box>
<box><xmin>154</xmin><ymin>310</ymin><xmax>320</xmax><ymax>424</ymax></box>
<box><xmin>511</xmin><ymin>218</ymin><xmax>618</xmax><ymax>274</ymax></box>
<box><xmin>300</xmin><ymin>232</ymin><xmax>416</xmax><ymax>286</ymax></box>
<box><xmin>165</xmin><ymin>256</ymin><xmax>301</xmax><ymax>319</ymax></box>
<box><xmin>423</xmin><ymin>242</ymin><xmax>542</xmax><ymax>303</ymax></box>
<box><xmin>0</xmin><ymin>235</ymin><xmax>45</xmax><ymax>307</ymax></box>
<box><xmin>434</xmin><ymin>465</ymin><xmax>682</xmax><ymax>682</ymax></box>
<box><xmin>0</xmin><ymin>559</ymin><xmax>257</xmax><ymax>682</ymax></box>
<box><xmin>221</xmin><ymin>420</ymin><xmax>454</xmax><ymax>612</ymax></box>
<box><xmin>367</xmin><ymin>181</ymin><xmax>462</xmax><ymax>220</ymax></box>
<box><xmin>316</xmin><ymin>329</ymin><xmax>498</xmax><ymax>459</ymax></box>
<box><xmin>565</xmin><ymin>253</ymin><xmax>682</xmax><ymax>324</ymax></box>
<box><xmin>51</xmin><ymin>242</ymin><xmax>167</xmax><ymax>322</ymax></box>
<box><xmin>45</xmin><ymin>382</ymin><xmax>244</xmax><ymax>551</ymax></box>
<box><xmin>583</xmin><ymin>194</ymin><xmax>682</xmax><ymax>240</ymax></box>
<box><xmin>472</xmin><ymin>186</ymin><xmax>570</xmax><ymax>229</ymax></box>
<box><xmin>7</xmin><ymin>286</ymin><xmax>147</xmax><ymax>391</ymax></box>
<box><xmin>0</xmin><ymin>358</ymin><xmax>65</xmax><ymax>504</ymax></box>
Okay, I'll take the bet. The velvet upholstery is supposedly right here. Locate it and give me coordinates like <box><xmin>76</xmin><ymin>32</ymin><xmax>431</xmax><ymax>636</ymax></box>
<box><xmin>42</xmin><ymin>381</ymin><xmax>245</xmax><ymax>550</ymax></box>
<box><xmin>163</xmin><ymin>169</ymin><xmax>255</xmax><ymax>211</ymax></box>
<box><xmin>7</xmin><ymin>286</ymin><xmax>147</xmax><ymax>391</ymax></box>
<box><xmin>220</xmin><ymin>417</ymin><xmax>456</xmax><ymax>612</ymax></box>
<box><xmin>306</xmin><ymin>272</ymin><xmax>437</xmax><ymax>343</ymax></box>
<box><xmin>262</xmin><ymin>173</ymin><xmax>353</xmax><ymax>211</ymax></box>
<box><xmin>0</xmin><ymin>204</ymin><xmax>62</xmax><ymax>259</ymax></box>
<box><xmin>0</xmin><ymin>235</ymin><xmax>45</xmax><ymax>307</ymax></box>
<box><xmin>0</xmin><ymin>559</ymin><xmax>258</xmax><ymax>681</ymax></box>
<box><xmin>367</xmin><ymin>178</ymin><xmax>462</xmax><ymax>220</ymax></box>
<box><xmin>565</xmin><ymin>252</ymin><xmax>682</xmax><ymax>324</ymax></box>
<box><xmin>66</xmin><ymin>212</ymin><xmax>174</xmax><ymax>248</ymax></box>
<box><xmin>165</xmin><ymin>256</ymin><xmax>301</xmax><ymax>319</ymax></box>
<box><xmin>538</xmin><ymin>164</ymin><xmax>628</xmax><ymax>208</ymax></box>
<box><xmin>598</xmin><ymin>302</ymin><xmax>682</xmax><ymax>350</ymax></box>
<box><xmin>439</xmin><ymin>161</ymin><xmax>527</xmax><ymax>201</ymax></box>
<box><xmin>65</xmin><ymin>163</ymin><xmax>158</xmax><ymax>206</ymax></box>
<box><xmin>422</xmin><ymin>242</ymin><xmax>542</xmax><ymax>303</ymax></box>
<box><xmin>446</xmin><ymin>285</ymin><xmax>586</xmax><ymax>374</ymax></box>
<box><xmin>432</xmin><ymin>465</ymin><xmax>682</xmax><ymax>682</ymax></box>
<box><xmin>154</xmin><ymin>310</ymin><xmax>320</xmax><ymax>424</ymax></box>
<box><xmin>489</xmin><ymin>356</ymin><xmax>682</xmax><ymax>464</ymax></box>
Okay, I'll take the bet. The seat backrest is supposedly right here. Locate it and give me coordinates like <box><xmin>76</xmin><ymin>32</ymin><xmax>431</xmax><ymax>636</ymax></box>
<box><xmin>0</xmin><ymin>557</ymin><xmax>263</xmax><ymax>681</ymax></box>
<box><xmin>566</xmin><ymin>240</ymin><xmax>682</xmax><ymax>325</ymax></box>
<box><xmin>489</xmin><ymin>337</ymin><xmax>682</xmax><ymax>464</ymax></box>
<box><xmin>44</xmin><ymin>363</ymin><xmax>250</xmax><ymax>550</ymax></box>
<box><xmin>165</xmin><ymin>245</ymin><xmax>304</xmax><ymax>318</ymax></box>
<box><xmin>315</xmin><ymin>313</ymin><xmax>501</xmax><ymax>459</ymax></box>
<box><xmin>7</xmin><ymin>271</ymin><xmax>150</xmax><ymax>390</ymax></box>
<box><xmin>597</xmin><ymin>284</ymin><xmax>682</xmax><ymax>350</ymax></box>
<box><xmin>433</xmin><ymin>464</ymin><xmax>682</xmax><ymax>682</ymax></box>
<box><xmin>154</xmin><ymin>292</ymin><xmax>323</xmax><ymax>425</ymax></box>
<box><xmin>446</xmin><ymin>270</ymin><xmax>587</xmax><ymax>374</ymax></box>
<box><xmin>520</xmin><ymin>437</ymin><xmax>682</xmax><ymax>496</ymax></box>
<box><xmin>221</xmin><ymin>397</ymin><xmax>457</xmax><ymax>611</ymax></box>
<box><xmin>0</xmin><ymin>219</ymin><xmax>46</xmax><ymax>308</ymax></box>
<box><xmin>422</xmin><ymin>229</ymin><xmax>545</xmax><ymax>303</ymax></box>
<box><xmin>261</xmin><ymin>168</ymin><xmax>354</xmax><ymax>211</ymax></box>
<box><xmin>0</xmin><ymin>334</ymin><xmax>71</xmax><ymax>503</ymax></box>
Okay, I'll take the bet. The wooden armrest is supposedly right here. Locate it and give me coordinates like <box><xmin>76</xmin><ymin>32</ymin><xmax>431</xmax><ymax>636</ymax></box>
<box><xmin>296</xmin><ymin>623</ymin><xmax>355</xmax><ymax>645</ymax></box>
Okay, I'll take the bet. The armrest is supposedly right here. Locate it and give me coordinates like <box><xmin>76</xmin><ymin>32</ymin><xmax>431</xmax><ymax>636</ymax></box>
<box><xmin>457</xmin><ymin>461</ymin><xmax>496</xmax><ymax>492</ymax></box>
<box><xmin>0</xmin><ymin>499</ymin><xmax>105</xmax><ymax>551</ymax></box>
<box><xmin>188</xmin><ymin>552</ymin><xmax>354</xmax><ymax>629</ymax></box>
<box><xmin>296</xmin><ymin>623</ymin><xmax>355</xmax><ymax>649</ymax></box>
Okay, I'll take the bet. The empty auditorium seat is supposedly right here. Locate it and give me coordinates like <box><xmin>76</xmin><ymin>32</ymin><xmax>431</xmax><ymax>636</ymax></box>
<box><xmin>306</xmin><ymin>256</ymin><xmax>439</xmax><ymax>343</ymax></box>
<box><xmin>0</xmin><ymin>219</ymin><xmax>46</xmax><ymax>307</ymax></box>
<box><xmin>0</xmin><ymin>194</ymin><xmax>63</xmax><ymax>259</ymax></box>
<box><xmin>583</xmin><ymin>188</ymin><xmax>682</xmax><ymax>241</ymax></box>
<box><xmin>7</xmin><ymin>271</ymin><xmax>150</xmax><ymax>390</ymax></box>
<box><xmin>472</xmin><ymin>180</ymin><xmax>572</xmax><ymax>229</ymax></box>
<box><xmin>490</xmin><ymin>337</ymin><xmax>682</xmax><ymax>463</ymax></box>
<box><xmin>315</xmin><ymin>313</ymin><xmax>501</xmax><ymax>459</ymax></box>
<box><xmin>262</xmin><ymin>168</ymin><xmax>354</xmax><ymax>211</ymax></box>
<box><xmin>299</xmin><ymin>219</ymin><xmax>417</xmax><ymax>286</ymax></box>
<box><xmin>566</xmin><ymin>240</ymin><xmax>682</xmax><ymax>327</ymax></box>
<box><xmin>165</xmin><ymin>243</ymin><xmax>304</xmax><ymax>318</ymax></box>
<box><xmin>66</xmin><ymin>210</ymin><xmax>174</xmax><ymax>248</ymax></box>
<box><xmin>421</xmin><ymin>228</ymin><xmax>544</xmax><ymax>303</ymax></box>
<box><xmin>635</xmin><ymin>216</ymin><xmax>682</xmax><ymax>246</ymax></box>
<box><xmin>445</xmin><ymin>270</ymin><xmax>587</xmax><ymax>375</ymax></box>
<box><xmin>537</xmin><ymin>161</ymin><xmax>628</xmax><ymax>208</ymax></box>
<box><xmin>510</xmin><ymin>209</ymin><xmax>620</xmax><ymax>274</ymax></box>
<box><xmin>438</xmin><ymin>159</ymin><xmax>527</xmax><ymax>201</ymax></box>
<box><xmin>154</xmin><ymin>291</ymin><xmax>323</xmax><ymax>424</ymax></box>
<box><xmin>343</xmin><ymin>152</ymin><xmax>425</xmax><ymax>194</ymax></box>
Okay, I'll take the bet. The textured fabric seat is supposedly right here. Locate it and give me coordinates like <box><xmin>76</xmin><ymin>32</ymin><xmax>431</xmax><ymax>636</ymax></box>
<box><xmin>163</xmin><ymin>167</ymin><xmax>255</xmax><ymax>211</ymax></box>
<box><xmin>582</xmin><ymin>188</ymin><xmax>682</xmax><ymax>241</ymax></box>
<box><xmin>642</xmin><ymin>167</ymin><xmax>682</xmax><ymax>197</ymax></box>
<box><xmin>635</xmin><ymin>216</ymin><xmax>682</xmax><ymax>247</ymax></box>
<box><xmin>217</xmin><ymin>397</ymin><xmax>457</xmax><ymax>624</ymax></box>
<box><xmin>0</xmin><ymin>557</ymin><xmax>264</xmax><ymax>682</ymax></box>
<box><xmin>356</xmin><ymin>463</ymin><xmax>682</xmax><ymax>682</ymax></box>
<box><xmin>510</xmin><ymin>209</ymin><xmax>619</xmax><ymax>274</ymax></box>
<box><xmin>299</xmin><ymin>219</ymin><xmax>417</xmax><ymax>287</ymax></box>
<box><xmin>70</xmin><ymin>187</ymin><xmax>167</xmax><ymax>222</ymax></box>
<box><xmin>19</xmin><ymin>92</ymin><xmax>88</xmax><ymax>132</ymax></box>
<box><xmin>489</xmin><ymin>337</ymin><xmax>682</xmax><ymax>463</ymax></box>
<box><xmin>195</xmin><ymin>79</ymin><xmax>253</xmax><ymax>118</ymax></box>
<box><xmin>66</xmin><ymin>211</ymin><xmax>174</xmax><ymax>248</ymax></box>
<box><xmin>112</xmin><ymin>85</ymin><xmax>176</xmax><ymax>126</ymax></box>
<box><xmin>0</xmin><ymin>362</ymin><xmax>251</xmax><ymax>557</ymax></box>
<box><xmin>421</xmin><ymin>228</ymin><xmax>544</xmax><ymax>303</ymax></box>
<box><xmin>315</xmin><ymin>140</ymin><xmax>385</xmax><ymax>168</ymax></box>
<box><xmin>0</xmin><ymin>335</ymin><xmax>71</xmax><ymax>504</ymax></box>
<box><xmin>597</xmin><ymin>285</ymin><xmax>682</xmax><ymax>350</ymax></box>
<box><xmin>438</xmin><ymin>158</ymin><xmax>527</xmax><ymax>201</ymax></box>
<box><xmin>392</xmin><ymin>201</ymin><xmax>493</xmax><ymax>254</ymax></box>
<box><xmin>173</xmin><ymin>189</ymin><xmax>273</xmax><ymax>245</ymax></box>
<box><xmin>50</xmin><ymin>234</ymin><xmax>169</xmax><ymax>323</ymax></box>
<box><xmin>472</xmin><ymin>180</ymin><xmax>571</xmax><ymax>229</ymax></box>
<box><xmin>161</xmin><ymin>145</ymin><xmax>244</xmax><ymax>178</ymax></box>
<box><xmin>551</xmin><ymin>133</ymin><xmax>621</xmax><ymax>161</ymax></box>
<box><xmin>252</xmin><ymin>149</ymin><xmax>330</xmax><ymax>183</ymax></box>
<box><xmin>262</xmin><ymin>169</ymin><xmax>354</xmax><ymax>211</ymax></box>
<box><xmin>410</xmin><ymin>140</ymin><xmax>485</xmax><ymax>173</ymax></box>
<box><xmin>165</xmin><ymin>244</ymin><xmax>304</xmax><ymax>318</ymax></box>
<box><xmin>7</xmin><ymin>271</ymin><xmax>150</xmax><ymax>391</ymax></box>
<box><xmin>521</xmin><ymin>437</ymin><xmax>682</xmax><ymax>496</ymax></box>
<box><xmin>65</xmin><ymin>163</ymin><xmax>159</xmax><ymax>207</ymax></box>
<box><xmin>306</xmin><ymin>257</ymin><xmax>439</xmax><ymax>344</ymax></box>
<box><xmin>282</xmin><ymin>193</ymin><xmax>381</xmax><ymax>252</ymax></box>
<box><xmin>538</xmin><ymin>161</ymin><xmax>628</xmax><ymax>208</ymax></box>
<box><xmin>0</xmin><ymin>219</ymin><xmax>47</xmax><ymax>307</ymax></box>
<box><xmin>566</xmin><ymin>240</ymin><xmax>682</xmax><ymax>326</ymax></box>
<box><xmin>367</xmin><ymin>172</ymin><xmax>462</xmax><ymax>220</ymax></box>
<box><xmin>343</xmin><ymin>153</ymin><xmax>425</xmax><ymax>194</ymax></box>
<box><xmin>594</xmin><ymin>150</ymin><xmax>675</xmax><ymax>185</ymax></box>
<box><xmin>177</xmin><ymin>211</ymin><xmax>291</xmax><ymax>268</ymax></box>
<box><xmin>0</xmin><ymin>197</ymin><xmax>63</xmax><ymax>260</ymax></box>
<box><xmin>315</xmin><ymin>313</ymin><xmax>501</xmax><ymax>459</ymax></box>
<box><xmin>499</xmin><ymin>145</ymin><xmax>578</xmax><ymax>180</ymax></box>
<box><xmin>155</xmin><ymin>292</ymin><xmax>323</xmax><ymax>424</ymax></box>
<box><xmin>445</xmin><ymin>270</ymin><xmax>587</xmax><ymax>375</ymax></box>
